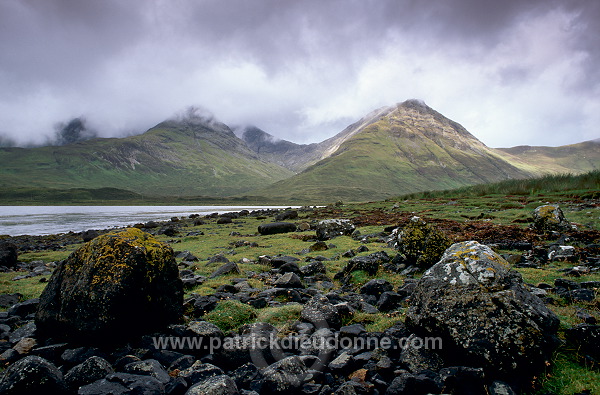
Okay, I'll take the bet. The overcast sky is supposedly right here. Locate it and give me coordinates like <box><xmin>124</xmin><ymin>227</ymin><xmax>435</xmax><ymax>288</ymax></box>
<box><xmin>1</xmin><ymin>0</ymin><xmax>599</xmax><ymax>147</ymax></box>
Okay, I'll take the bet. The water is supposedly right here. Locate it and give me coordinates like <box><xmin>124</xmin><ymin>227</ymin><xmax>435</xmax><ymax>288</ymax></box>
<box><xmin>0</xmin><ymin>206</ymin><xmax>293</xmax><ymax>236</ymax></box>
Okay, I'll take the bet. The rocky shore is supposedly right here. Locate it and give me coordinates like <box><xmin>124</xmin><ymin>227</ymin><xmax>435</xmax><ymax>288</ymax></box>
<box><xmin>0</xmin><ymin>204</ymin><xmax>598</xmax><ymax>394</ymax></box>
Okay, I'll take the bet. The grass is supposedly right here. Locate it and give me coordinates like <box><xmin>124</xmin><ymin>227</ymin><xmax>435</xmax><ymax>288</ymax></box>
<box><xmin>1</xmin><ymin>171</ymin><xmax>598</xmax><ymax>393</ymax></box>
<box><xmin>202</xmin><ymin>300</ymin><xmax>257</xmax><ymax>332</ymax></box>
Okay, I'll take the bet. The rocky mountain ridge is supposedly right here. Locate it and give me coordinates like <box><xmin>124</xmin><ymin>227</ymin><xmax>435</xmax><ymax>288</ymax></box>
<box><xmin>0</xmin><ymin>100</ymin><xmax>598</xmax><ymax>202</ymax></box>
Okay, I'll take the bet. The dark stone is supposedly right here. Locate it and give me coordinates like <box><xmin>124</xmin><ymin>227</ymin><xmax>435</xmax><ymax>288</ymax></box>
<box><xmin>275</xmin><ymin>210</ymin><xmax>298</xmax><ymax>221</ymax></box>
<box><xmin>341</xmin><ymin>251</ymin><xmax>391</xmax><ymax>276</ymax></box>
<box><xmin>360</xmin><ymin>279</ymin><xmax>393</xmax><ymax>298</ymax></box>
<box><xmin>65</xmin><ymin>356</ymin><xmax>114</xmax><ymax>391</ymax></box>
<box><xmin>568</xmin><ymin>288</ymin><xmax>596</xmax><ymax>302</ymax></box>
<box><xmin>123</xmin><ymin>359</ymin><xmax>171</xmax><ymax>385</ymax></box>
<box><xmin>301</xmin><ymin>295</ymin><xmax>342</xmax><ymax>329</ymax></box>
<box><xmin>177</xmin><ymin>251</ymin><xmax>199</xmax><ymax>261</ymax></box>
<box><xmin>328</xmin><ymin>351</ymin><xmax>356</xmax><ymax>373</ymax></box>
<box><xmin>7</xmin><ymin>298</ymin><xmax>39</xmax><ymax>318</ymax></box>
<box><xmin>399</xmin><ymin>334</ymin><xmax>444</xmax><ymax>373</ymax></box>
<box><xmin>315</xmin><ymin>219</ymin><xmax>355</xmax><ymax>241</ymax></box>
<box><xmin>81</xmin><ymin>230</ymin><xmax>100</xmax><ymax>242</ymax></box>
<box><xmin>179</xmin><ymin>361</ymin><xmax>224</xmax><ymax>386</ymax></box>
<box><xmin>576</xmin><ymin>309</ymin><xmax>598</xmax><ymax>324</ymax></box>
<box><xmin>261</xmin><ymin>356</ymin><xmax>309</xmax><ymax>393</ymax></box>
<box><xmin>0</xmin><ymin>241</ymin><xmax>18</xmax><ymax>269</ymax></box>
<box><xmin>30</xmin><ymin>343</ymin><xmax>69</xmax><ymax>362</ymax></box>
<box><xmin>189</xmin><ymin>295</ymin><xmax>219</xmax><ymax>316</ymax></box>
<box><xmin>309</xmin><ymin>241</ymin><xmax>329</xmax><ymax>252</ymax></box>
<box><xmin>186</xmin><ymin>374</ymin><xmax>238</xmax><ymax>395</ymax></box>
<box><xmin>385</xmin><ymin>372</ymin><xmax>440</xmax><ymax>395</ymax></box>
<box><xmin>406</xmin><ymin>241</ymin><xmax>559</xmax><ymax>382</ymax></box>
<box><xmin>279</xmin><ymin>262</ymin><xmax>301</xmax><ymax>275</ymax></box>
<box><xmin>209</xmin><ymin>262</ymin><xmax>241</xmax><ymax>278</ymax></box>
<box><xmin>489</xmin><ymin>380</ymin><xmax>517</xmax><ymax>395</ymax></box>
<box><xmin>62</xmin><ymin>347</ymin><xmax>107</xmax><ymax>367</ymax></box>
<box><xmin>158</xmin><ymin>225</ymin><xmax>179</xmax><ymax>236</ymax></box>
<box><xmin>231</xmin><ymin>362</ymin><xmax>263</xmax><ymax>390</ymax></box>
<box><xmin>0</xmin><ymin>355</ymin><xmax>67</xmax><ymax>394</ymax></box>
<box><xmin>35</xmin><ymin>229</ymin><xmax>183</xmax><ymax>343</ymax></box>
<box><xmin>79</xmin><ymin>373</ymin><xmax>165</xmax><ymax>395</ymax></box>
<box><xmin>300</xmin><ymin>261</ymin><xmax>327</xmax><ymax>276</ymax></box>
<box><xmin>565</xmin><ymin>324</ymin><xmax>600</xmax><ymax>361</ymax></box>
<box><xmin>8</xmin><ymin>320</ymin><xmax>36</xmax><ymax>343</ymax></box>
<box><xmin>217</xmin><ymin>217</ymin><xmax>233</xmax><ymax>224</ymax></box>
<box><xmin>437</xmin><ymin>366</ymin><xmax>486</xmax><ymax>395</ymax></box>
<box><xmin>269</xmin><ymin>255</ymin><xmax>301</xmax><ymax>268</ymax></box>
<box><xmin>273</xmin><ymin>272</ymin><xmax>304</xmax><ymax>289</ymax></box>
<box><xmin>0</xmin><ymin>293</ymin><xmax>21</xmax><ymax>309</ymax></box>
<box><xmin>377</xmin><ymin>291</ymin><xmax>404</xmax><ymax>312</ymax></box>
<box><xmin>258</xmin><ymin>222</ymin><xmax>297</xmax><ymax>235</ymax></box>
<box><xmin>208</xmin><ymin>254</ymin><xmax>230</xmax><ymax>264</ymax></box>
<box><xmin>339</xmin><ymin>323</ymin><xmax>366</xmax><ymax>337</ymax></box>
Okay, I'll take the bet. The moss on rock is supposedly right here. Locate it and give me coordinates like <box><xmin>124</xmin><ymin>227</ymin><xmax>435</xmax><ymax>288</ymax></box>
<box><xmin>35</xmin><ymin>228</ymin><xmax>183</xmax><ymax>343</ymax></box>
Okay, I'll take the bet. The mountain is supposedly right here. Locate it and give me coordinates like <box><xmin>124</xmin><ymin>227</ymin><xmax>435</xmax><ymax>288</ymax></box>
<box><xmin>239</xmin><ymin>126</ymin><xmax>325</xmax><ymax>172</ymax></box>
<box><xmin>0</xmin><ymin>100</ymin><xmax>597</xmax><ymax>203</ymax></box>
<box><xmin>250</xmin><ymin>100</ymin><xmax>551</xmax><ymax>202</ymax></box>
<box><xmin>0</xmin><ymin>117</ymin><xmax>293</xmax><ymax>197</ymax></box>
<box><xmin>497</xmin><ymin>139</ymin><xmax>600</xmax><ymax>175</ymax></box>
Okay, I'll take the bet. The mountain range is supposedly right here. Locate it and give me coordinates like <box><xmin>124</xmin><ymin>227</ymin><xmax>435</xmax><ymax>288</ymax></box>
<box><xmin>1</xmin><ymin>100</ymin><xmax>598</xmax><ymax>203</ymax></box>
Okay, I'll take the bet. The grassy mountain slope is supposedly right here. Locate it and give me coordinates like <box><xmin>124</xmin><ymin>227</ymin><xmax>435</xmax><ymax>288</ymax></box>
<box><xmin>0</xmin><ymin>118</ymin><xmax>293</xmax><ymax>197</ymax></box>
<box><xmin>497</xmin><ymin>139</ymin><xmax>600</xmax><ymax>175</ymax></box>
<box><xmin>252</xmin><ymin>100</ymin><xmax>532</xmax><ymax>203</ymax></box>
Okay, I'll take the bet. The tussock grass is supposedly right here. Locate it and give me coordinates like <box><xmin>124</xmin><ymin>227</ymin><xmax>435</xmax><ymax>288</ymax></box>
<box><xmin>400</xmin><ymin>170</ymin><xmax>600</xmax><ymax>200</ymax></box>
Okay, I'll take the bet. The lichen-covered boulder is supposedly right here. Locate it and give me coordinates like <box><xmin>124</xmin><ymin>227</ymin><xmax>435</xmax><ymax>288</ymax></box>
<box><xmin>531</xmin><ymin>204</ymin><xmax>571</xmax><ymax>232</ymax></box>
<box><xmin>405</xmin><ymin>241</ymin><xmax>559</xmax><ymax>382</ymax></box>
<box><xmin>0</xmin><ymin>355</ymin><xmax>67</xmax><ymax>394</ymax></box>
<box><xmin>315</xmin><ymin>219</ymin><xmax>355</xmax><ymax>241</ymax></box>
<box><xmin>391</xmin><ymin>216</ymin><xmax>451</xmax><ymax>268</ymax></box>
<box><xmin>35</xmin><ymin>228</ymin><xmax>183</xmax><ymax>343</ymax></box>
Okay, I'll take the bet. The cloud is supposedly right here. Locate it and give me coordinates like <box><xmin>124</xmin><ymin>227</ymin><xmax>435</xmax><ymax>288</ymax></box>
<box><xmin>0</xmin><ymin>0</ymin><xmax>598</xmax><ymax>147</ymax></box>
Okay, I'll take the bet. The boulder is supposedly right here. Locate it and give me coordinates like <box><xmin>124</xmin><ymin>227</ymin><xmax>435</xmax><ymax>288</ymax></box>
<box><xmin>209</xmin><ymin>262</ymin><xmax>240</xmax><ymax>278</ymax></box>
<box><xmin>258</xmin><ymin>222</ymin><xmax>297</xmax><ymax>235</ymax></box>
<box><xmin>565</xmin><ymin>324</ymin><xmax>600</xmax><ymax>362</ymax></box>
<box><xmin>301</xmin><ymin>295</ymin><xmax>341</xmax><ymax>329</ymax></box>
<box><xmin>79</xmin><ymin>373</ymin><xmax>165</xmax><ymax>395</ymax></box>
<box><xmin>315</xmin><ymin>219</ymin><xmax>355</xmax><ymax>241</ymax></box>
<box><xmin>0</xmin><ymin>355</ymin><xmax>67</xmax><ymax>394</ymax></box>
<box><xmin>186</xmin><ymin>374</ymin><xmax>238</xmax><ymax>395</ymax></box>
<box><xmin>35</xmin><ymin>228</ymin><xmax>184</xmax><ymax>343</ymax></box>
<box><xmin>275</xmin><ymin>210</ymin><xmax>298</xmax><ymax>221</ymax></box>
<box><xmin>360</xmin><ymin>279</ymin><xmax>393</xmax><ymax>298</ymax></box>
<box><xmin>531</xmin><ymin>204</ymin><xmax>571</xmax><ymax>232</ymax></box>
<box><xmin>65</xmin><ymin>356</ymin><xmax>115</xmax><ymax>391</ymax></box>
<box><xmin>273</xmin><ymin>272</ymin><xmax>304</xmax><ymax>289</ymax></box>
<box><xmin>405</xmin><ymin>241</ymin><xmax>559</xmax><ymax>382</ymax></box>
<box><xmin>0</xmin><ymin>241</ymin><xmax>18</xmax><ymax>269</ymax></box>
<box><xmin>340</xmin><ymin>251</ymin><xmax>391</xmax><ymax>276</ymax></box>
<box><xmin>391</xmin><ymin>216</ymin><xmax>451</xmax><ymax>268</ymax></box>
<box><xmin>261</xmin><ymin>356</ymin><xmax>309</xmax><ymax>393</ymax></box>
<box><xmin>300</xmin><ymin>261</ymin><xmax>327</xmax><ymax>276</ymax></box>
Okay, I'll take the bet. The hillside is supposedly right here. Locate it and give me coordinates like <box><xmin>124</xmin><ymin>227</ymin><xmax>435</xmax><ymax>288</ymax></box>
<box><xmin>0</xmin><ymin>117</ymin><xmax>293</xmax><ymax>197</ymax></box>
<box><xmin>252</xmin><ymin>100</ymin><xmax>534</xmax><ymax>202</ymax></box>
<box><xmin>497</xmin><ymin>139</ymin><xmax>600</xmax><ymax>175</ymax></box>
<box><xmin>0</xmin><ymin>101</ymin><xmax>598</xmax><ymax>204</ymax></box>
